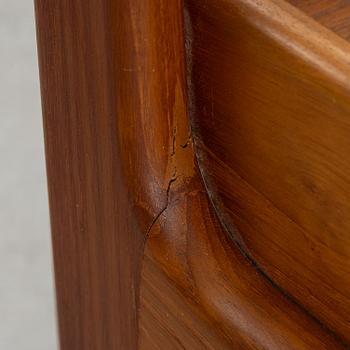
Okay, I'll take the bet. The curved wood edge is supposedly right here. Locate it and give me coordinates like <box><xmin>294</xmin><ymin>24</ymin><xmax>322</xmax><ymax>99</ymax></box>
<box><xmin>137</xmin><ymin>1</ymin><xmax>348</xmax><ymax>349</ymax></box>
<box><xmin>35</xmin><ymin>0</ymin><xmax>349</xmax><ymax>348</ymax></box>
<box><xmin>140</xmin><ymin>178</ymin><xmax>347</xmax><ymax>349</ymax></box>
<box><xmin>35</xmin><ymin>1</ymin><xmax>144</xmax><ymax>348</ymax></box>
<box><xmin>186</xmin><ymin>0</ymin><xmax>350</xmax><ymax>345</ymax></box>
<box><xmin>222</xmin><ymin>0</ymin><xmax>350</xmax><ymax>93</ymax></box>
<box><xmin>35</xmin><ymin>0</ymin><xmax>191</xmax><ymax>348</ymax></box>
<box><xmin>287</xmin><ymin>0</ymin><xmax>350</xmax><ymax>42</ymax></box>
<box><xmin>113</xmin><ymin>0</ymin><xmax>193</xmax><ymax>224</ymax></box>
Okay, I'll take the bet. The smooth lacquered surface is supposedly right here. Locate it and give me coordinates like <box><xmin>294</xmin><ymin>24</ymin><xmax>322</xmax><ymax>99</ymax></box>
<box><xmin>188</xmin><ymin>0</ymin><xmax>350</xmax><ymax>343</ymax></box>
<box><xmin>288</xmin><ymin>0</ymin><xmax>350</xmax><ymax>41</ymax></box>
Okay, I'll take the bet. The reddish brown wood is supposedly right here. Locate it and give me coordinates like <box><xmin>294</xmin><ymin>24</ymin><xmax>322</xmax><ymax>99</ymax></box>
<box><xmin>288</xmin><ymin>0</ymin><xmax>350</xmax><ymax>41</ymax></box>
<box><xmin>35</xmin><ymin>0</ymin><xmax>190</xmax><ymax>348</ymax></box>
<box><xmin>138</xmin><ymin>0</ymin><xmax>349</xmax><ymax>348</ymax></box>
<box><xmin>139</xmin><ymin>177</ymin><xmax>346</xmax><ymax>349</ymax></box>
<box><xmin>35</xmin><ymin>1</ymin><xmax>143</xmax><ymax>349</ymax></box>
<box><xmin>187</xmin><ymin>0</ymin><xmax>350</xmax><ymax>344</ymax></box>
<box><xmin>35</xmin><ymin>0</ymin><xmax>350</xmax><ymax>349</ymax></box>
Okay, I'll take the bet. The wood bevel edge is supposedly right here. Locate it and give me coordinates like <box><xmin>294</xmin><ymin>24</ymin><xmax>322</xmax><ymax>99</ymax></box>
<box><xmin>140</xmin><ymin>157</ymin><xmax>347</xmax><ymax>349</ymax></box>
<box><xmin>196</xmin><ymin>0</ymin><xmax>350</xmax><ymax>95</ymax></box>
<box><xmin>106</xmin><ymin>0</ymin><xmax>349</xmax><ymax>347</ymax></box>
<box><xmin>184</xmin><ymin>0</ymin><xmax>350</xmax><ymax>347</ymax></box>
<box><xmin>135</xmin><ymin>4</ymin><xmax>347</xmax><ymax>349</ymax></box>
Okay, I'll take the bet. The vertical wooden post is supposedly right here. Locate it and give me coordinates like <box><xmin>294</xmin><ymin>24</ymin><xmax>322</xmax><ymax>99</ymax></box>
<box><xmin>34</xmin><ymin>1</ymin><xmax>140</xmax><ymax>348</ymax></box>
<box><xmin>35</xmin><ymin>1</ymin><xmax>186</xmax><ymax>349</ymax></box>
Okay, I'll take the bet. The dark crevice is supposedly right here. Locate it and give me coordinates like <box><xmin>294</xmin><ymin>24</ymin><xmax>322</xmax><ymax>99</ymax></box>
<box><xmin>197</xmin><ymin>159</ymin><xmax>350</xmax><ymax>349</ymax></box>
<box><xmin>171</xmin><ymin>127</ymin><xmax>177</xmax><ymax>156</ymax></box>
<box><xmin>180</xmin><ymin>135</ymin><xmax>192</xmax><ymax>148</ymax></box>
<box><xmin>183</xmin><ymin>4</ymin><xmax>350</xmax><ymax>348</ymax></box>
<box><xmin>199</xmin><ymin>161</ymin><xmax>350</xmax><ymax>350</ymax></box>
<box><xmin>144</xmin><ymin>122</ymin><xmax>178</xmax><ymax>242</ymax></box>
<box><xmin>143</xmin><ymin>173</ymin><xmax>177</xmax><ymax>243</ymax></box>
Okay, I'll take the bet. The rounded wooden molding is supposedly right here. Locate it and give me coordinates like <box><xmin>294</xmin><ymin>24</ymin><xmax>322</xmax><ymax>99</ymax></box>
<box><xmin>131</xmin><ymin>1</ymin><xmax>349</xmax><ymax>348</ymax></box>
<box><xmin>35</xmin><ymin>0</ymin><xmax>350</xmax><ymax>348</ymax></box>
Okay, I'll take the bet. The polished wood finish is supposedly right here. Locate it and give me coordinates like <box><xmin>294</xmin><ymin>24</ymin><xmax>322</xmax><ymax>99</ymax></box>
<box><xmin>35</xmin><ymin>1</ymin><xmax>144</xmax><ymax>348</ymax></box>
<box><xmin>35</xmin><ymin>0</ymin><xmax>350</xmax><ymax>349</ymax></box>
<box><xmin>35</xmin><ymin>0</ymin><xmax>190</xmax><ymax>348</ymax></box>
<box><xmin>187</xmin><ymin>0</ymin><xmax>350</xmax><ymax>344</ymax></box>
<box><xmin>139</xmin><ymin>177</ymin><xmax>346</xmax><ymax>349</ymax></box>
<box><xmin>288</xmin><ymin>0</ymin><xmax>350</xmax><ymax>41</ymax></box>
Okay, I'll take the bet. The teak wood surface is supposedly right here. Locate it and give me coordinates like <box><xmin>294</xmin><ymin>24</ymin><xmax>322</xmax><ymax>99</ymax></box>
<box><xmin>35</xmin><ymin>0</ymin><xmax>350</xmax><ymax>349</ymax></box>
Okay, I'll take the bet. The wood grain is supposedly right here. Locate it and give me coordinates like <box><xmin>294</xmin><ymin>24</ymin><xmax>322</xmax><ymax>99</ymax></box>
<box><xmin>35</xmin><ymin>0</ymin><xmax>350</xmax><ymax>348</ymax></box>
<box><xmin>35</xmin><ymin>0</ymin><xmax>188</xmax><ymax>348</ymax></box>
<box><xmin>139</xmin><ymin>177</ymin><xmax>347</xmax><ymax>349</ymax></box>
<box><xmin>187</xmin><ymin>0</ymin><xmax>350</xmax><ymax>344</ymax></box>
<box><xmin>35</xmin><ymin>1</ymin><xmax>143</xmax><ymax>348</ymax></box>
<box><xmin>288</xmin><ymin>0</ymin><xmax>350</xmax><ymax>41</ymax></box>
<box><xmin>138</xmin><ymin>1</ymin><xmax>348</xmax><ymax>348</ymax></box>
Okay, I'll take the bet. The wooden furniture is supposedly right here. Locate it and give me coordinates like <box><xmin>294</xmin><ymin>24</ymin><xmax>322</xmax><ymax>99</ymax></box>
<box><xmin>35</xmin><ymin>0</ymin><xmax>350</xmax><ymax>348</ymax></box>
